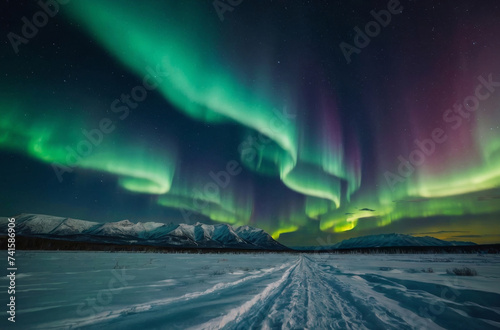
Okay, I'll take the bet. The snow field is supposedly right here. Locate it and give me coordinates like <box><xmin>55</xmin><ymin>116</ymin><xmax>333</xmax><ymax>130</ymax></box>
<box><xmin>1</xmin><ymin>251</ymin><xmax>499</xmax><ymax>329</ymax></box>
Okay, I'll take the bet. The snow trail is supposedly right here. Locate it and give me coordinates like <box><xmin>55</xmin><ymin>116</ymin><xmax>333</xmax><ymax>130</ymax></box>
<box><xmin>191</xmin><ymin>255</ymin><xmax>500</xmax><ymax>330</ymax></box>
<box><xmin>28</xmin><ymin>253</ymin><xmax>500</xmax><ymax>330</ymax></box>
<box><xmin>200</xmin><ymin>256</ymin><xmax>366</xmax><ymax>329</ymax></box>
<box><xmin>37</xmin><ymin>261</ymin><xmax>295</xmax><ymax>329</ymax></box>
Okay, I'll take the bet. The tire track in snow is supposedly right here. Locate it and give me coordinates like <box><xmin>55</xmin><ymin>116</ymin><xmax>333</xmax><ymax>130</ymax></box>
<box><xmin>310</xmin><ymin>259</ymin><xmax>418</xmax><ymax>330</ymax></box>
<box><xmin>313</xmin><ymin>256</ymin><xmax>498</xmax><ymax>329</ymax></box>
<box><xmin>261</xmin><ymin>256</ymin><xmax>365</xmax><ymax>329</ymax></box>
<box><xmin>37</xmin><ymin>261</ymin><xmax>295</xmax><ymax>329</ymax></box>
<box><xmin>197</xmin><ymin>255</ymin><xmax>440</xmax><ymax>329</ymax></box>
<box><xmin>193</xmin><ymin>258</ymin><xmax>302</xmax><ymax>330</ymax></box>
<box><xmin>354</xmin><ymin>273</ymin><xmax>500</xmax><ymax>329</ymax></box>
<box><xmin>40</xmin><ymin>255</ymin><xmax>500</xmax><ymax>329</ymax></box>
<box><xmin>198</xmin><ymin>256</ymin><xmax>367</xmax><ymax>329</ymax></box>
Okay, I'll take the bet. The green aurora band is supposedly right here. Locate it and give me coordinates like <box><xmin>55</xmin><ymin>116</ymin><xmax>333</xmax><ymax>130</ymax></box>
<box><xmin>62</xmin><ymin>1</ymin><xmax>362</xmax><ymax>235</ymax></box>
<box><xmin>0</xmin><ymin>96</ymin><xmax>176</xmax><ymax>195</ymax></box>
<box><xmin>1</xmin><ymin>1</ymin><xmax>499</xmax><ymax>242</ymax></box>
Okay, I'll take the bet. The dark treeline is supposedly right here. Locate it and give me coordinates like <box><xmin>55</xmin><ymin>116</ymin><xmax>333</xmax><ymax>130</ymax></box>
<box><xmin>2</xmin><ymin>235</ymin><xmax>499</xmax><ymax>254</ymax></box>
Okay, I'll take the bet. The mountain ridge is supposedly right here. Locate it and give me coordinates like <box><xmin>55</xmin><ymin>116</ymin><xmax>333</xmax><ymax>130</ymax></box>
<box><xmin>0</xmin><ymin>214</ymin><xmax>288</xmax><ymax>250</ymax></box>
<box><xmin>294</xmin><ymin>233</ymin><xmax>476</xmax><ymax>250</ymax></box>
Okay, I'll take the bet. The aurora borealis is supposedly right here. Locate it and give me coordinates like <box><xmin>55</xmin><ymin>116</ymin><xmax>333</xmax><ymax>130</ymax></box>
<box><xmin>1</xmin><ymin>1</ymin><xmax>500</xmax><ymax>246</ymax></box>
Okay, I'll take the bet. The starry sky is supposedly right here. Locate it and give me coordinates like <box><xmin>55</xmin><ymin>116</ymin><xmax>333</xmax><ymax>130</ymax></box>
<box><xmin>1</xmin><ymin>0</ymin><xmax>500</xmax><ymax>246</ymax></box>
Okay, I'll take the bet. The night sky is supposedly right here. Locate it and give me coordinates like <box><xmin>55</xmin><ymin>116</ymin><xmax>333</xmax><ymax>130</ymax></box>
<box><xmin>1</xmin><ymin>0</ymin><xmax>500</xmax><ymax>246</ymax></box>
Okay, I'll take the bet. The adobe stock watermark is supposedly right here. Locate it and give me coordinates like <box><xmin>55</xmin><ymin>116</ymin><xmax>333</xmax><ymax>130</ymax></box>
<box><xmin>7</xmin><ymin>0</ymin><xmax>70</xmax><ymax>54</ymax></box>
<box><xmin>340</xmin><ymin>0</ymin><xmax>403</xmax><ymax>64</ymax></box>
<box><xmin>213</xmin><ymin>0</ymin><xmax>243</xmax><ymax>22</ymax></box>
<box><xmin>180</xmin><ymin>106</ymin><xmax>296</xmax><ymax>222</ymax></box>
<box><xmin>51</xmin><ymin>59</ymin><xmax>170</xmax><ymax>182</ymax></box>
<box><xmin>406</xmin><ymin>274</ymin><xmax>462</xmax><ymax>328</ymax></box>
<box><xmin>384</xmin><ymin>74</ymin><xmax>500</xmax><ymax>190</ymax></box>
<box><xmin>76</xmin><ymin>268</ymin><xmax>135</xmax><ymax>318</ymax></box>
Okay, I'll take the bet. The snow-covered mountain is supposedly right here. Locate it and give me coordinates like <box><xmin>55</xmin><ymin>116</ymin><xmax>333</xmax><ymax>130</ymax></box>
<box><xmin>293</xmin><ymin>233</ymin><xmax>477</xmax><ymax>250</ymax></box>
<box><xmin>0</xmin><ymin>214</ymin><xmax>288</xmax><ymax>250</ymax></box>
<box><xmin>330</xmin><ymin>233</ymin><xmax>476</xmax><ymax>249</ymax></box>
<box><xmin>85</xmin><ymin>219</ymin><xmax>167</xmax><ymax>239</ymax></box>
<box><xmin>4</xmin><ymin>214</ymin><xmax>100</xmax><ymax>236</ymax></box>
<box><xmin>235</xmin><ymin>225</ymin><xmax>285</xmax><ymax>250</ymax></box>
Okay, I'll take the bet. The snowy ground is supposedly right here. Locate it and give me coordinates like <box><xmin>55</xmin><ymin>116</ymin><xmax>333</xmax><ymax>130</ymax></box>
<box><xmin>1</xmin><ymin>251</ymin><xmax>500</xmax><ymax>329</ymax></box>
